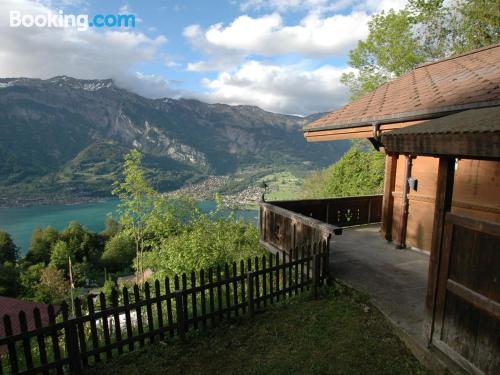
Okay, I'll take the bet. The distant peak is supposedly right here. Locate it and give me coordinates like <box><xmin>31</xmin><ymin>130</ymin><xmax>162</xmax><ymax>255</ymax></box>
<box><xmin>47</xmin><ymin>76</ymin><xmax>115</xmax><ymax>91</ymax></box>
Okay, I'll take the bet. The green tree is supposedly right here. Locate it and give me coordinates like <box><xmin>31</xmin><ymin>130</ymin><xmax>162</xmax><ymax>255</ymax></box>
<box><xmin>18</xmin><ymin>262</ymin><xmax>45</xmax><ymax>299</ymax></box>
<box><xmin>35</xmin><ymin>265</ymin><xmax>68</xmax><ymax>304</ymax></box>
<box><xmin>341</xmin><ymin>8</ymin><xmax>423</xmax><ymax>99</ymax></box>
<box><xmin>143</xmin><ymin>202</ymin><xmax>263</xmax><ymax>279</ymax></box>
<box><xmin>0</xmin><ymin>261</ymin><xmax>18</xmax><ymax>297</ymax></box>
<box><xmin>112</xmin><ymin>150</ymin><xmax>155</xmax><ymax>283</ymax></box>
<box><xmin>26</xmin><ymin>226</ymin><xmax>59</xmax><ymax>265</ymax></box>
<box><xmin>100</xmin><ymin>232</ymin><xmax>136</xmax><ymax>272</ymax></box>
<box><xmin>341</xmin><ymin>0</ymin><xmax>500</xmax><ymax>99</ymax></box>
<box><xmin>0</xmin><ymin>230</ymin><xmax>18</xmax><ymax>264</ymax></box>
<box><xmin>50</xmin><ymin>240</ymin><xmax>72</xmax><ymax>273</ymax></box>
<box><xmin>100</xmin><ymin>215</ymin><xmax>121</xmax><ymax>238</ymax></box>
<box><xmin>301</xmin><ymin>143</ymin><xmax>385</xmax><ymax>199</ymax></box>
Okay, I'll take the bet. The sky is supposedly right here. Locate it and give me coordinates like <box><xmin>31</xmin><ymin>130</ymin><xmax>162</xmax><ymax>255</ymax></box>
<box><xmin>0</xmin><ymin>0</ymin><xmax>407</xmax><ymax>115</ymax></box>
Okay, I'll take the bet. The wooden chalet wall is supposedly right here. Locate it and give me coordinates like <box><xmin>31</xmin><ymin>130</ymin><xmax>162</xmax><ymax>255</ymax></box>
<box><xmin>382</xmin><ymin>156</ymin><xmax>500</xmax><ymax>252</ymax></box>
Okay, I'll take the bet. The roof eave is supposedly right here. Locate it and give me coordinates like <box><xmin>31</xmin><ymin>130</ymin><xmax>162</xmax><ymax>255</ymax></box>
<box><xmin>303</xmin><ymin>100</ymin><xmax>500</xmax><ymax>133</ymax></box>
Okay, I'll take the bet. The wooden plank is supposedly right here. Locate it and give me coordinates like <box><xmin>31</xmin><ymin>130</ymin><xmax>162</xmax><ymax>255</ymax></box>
<box><xmin>19</xmin><ymin>310</ymin><xmax>34</xmax><ymax>370</ymax></box>
<box><xmin>224</xmin><ymin>264</ymin><xmax>231</xmax><ymax>318</ymax></box>
<box><xmin>33</xmin><ymin>308</ymin><xmax>49</xmax><ymax>374</ymax></box>
<box><xmin>216</xmin><ymin>267</ymin><xmax>223</xmax><ymax>323</ymax></box>
<box><xmin>275</xmin><ymin>252</ymin><xmax>280</xmax><ymax>301</ymax></box>
<box><xmin>154</xmin><ymin>280</ymin><xmax>164</xmax><ymax>341</ymax></box>
<box><xmin>294</xmin><ymin>247</ymin><xmax>299</xmax><ymax>294</ymax></box>
<box><xmin>165</xmin><ymin>278</ymin><xmax>174</xmax><ymax>337</ymax></box>
<box><xmin>3</xmin><ymin>314</ymin><xmax>18</xmax><ymax>374</ymax></box>
<box><xmin>121</xmin><ymin>287</ymin><xmax>134</xmax><ymax>352</ymax></box>
<box><xmin>48</xmin><ymin>304</ymin><xmax>63</xmax><ymax>374</ymax></box>
<box><xmin>144</xmin><ymin>282</ymin><xmax>155</xmax><ymax>343</ymax></box>
<box><xmin>447</xmin><ymin>280</ymin><xmax>500</xmax><ymax>320</ymax></box>
<box><xmin>86</xmin><ymin>296</ymin><xmax>100</xmax><ymax>364</ymax></box>
<box><xmin>427</xmin><ymin>157</ymin><xmax>455</xmax><ymax>344</ymax></box>
<box><xmin>268</xmin><ymin>255</ymin><xmax>274</xmax><ymax>304</ymax></box>
<box><xmin>181</xmin><ymin>274</ymin><xmax>188</xmax><ymax>330</ymax></box>
<box><xmin>262</xmin><ymin>256</ymin><xmax>267</xmax><ymax>307</ymax></box>
<box><xmin>99</xmin><ymin>293</ymin><xmax>112</xmax><ymax>360</ymax></box>
<box><xmin>254</xmin><ymin>258</ymin><xmax>260</xmax><ymax>309</ymax></box>
<box><xmin>191</xmin><ymin>271</ymin><xmax>198</xmax><ymax>329</ymax></box>
<box><xmin>232</xmin><ymin>263</ymin><xmax>239</xmax><ymax>316</ymax></box>
<box><xmin>73</xmin><ymin>298</ymin><xmax>88</xmax><ymax>367</ymax></box>
<box><xmin>133</xmin><ymin>285</ymin><xmax>145</xmax><ymax>348</ymax></box>
<box><xmin>282</xmin><ymin>251</ymin><xmax>287</xmax><ymax>297</ymax></box>
<box><xmin>446</xmin><ymin>213</ymin><xmax>500</xmax><ymax>237</ymax></box>
<box><xmin>200</xmin><ymin>270</ymin><xmax>207</xmax><ymax>329</ymax></box>
<box><xmin>240</xmin><ymin>261</ymin><xmax>246</xmax><ymax>314</ymax></box>
<box><xmin>110</xmin><ymin>289</ymin><xmax>123</xmax><ymax>354</ymax></box>
<box><xmin>288</xmin><ymin>249</ymin><xmax>293</xmax><ymax>297</ymax></box>
<box><xmin>208</xmin><ymin>269</ymin><xmax>215</xmax><ymax>327</ymax></box>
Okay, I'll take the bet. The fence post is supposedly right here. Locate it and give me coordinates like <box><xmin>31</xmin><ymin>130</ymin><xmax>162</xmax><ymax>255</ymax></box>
<box><xmin>175</xmin><ymin>290</ymin><xmax>186</xmax><ymax>341</ymax></box>
<box><xmin>312</xmin><ymin>250</ymin><xmax>319</xmax><ymax>299</ymax></box>
<box><xmin>247</xmin><ymin>271</ymin><xmax>255</xmax><ymax>317</ymax></box>
<box><xmin>324</xmin><ymin>240</ymin><xmax>331</xmax><ymax>286</ymax></box>
<box><xmin>65</xmin><ymin>319</ymin><xmax>82</xmax><ymax>374</ymax></box>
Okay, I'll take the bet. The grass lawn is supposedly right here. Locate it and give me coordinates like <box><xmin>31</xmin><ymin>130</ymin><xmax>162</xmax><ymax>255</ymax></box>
<box><xmin>86</xmin><ymin>286</ymin><xmax>433</xmax><ymax>375</ymax></box>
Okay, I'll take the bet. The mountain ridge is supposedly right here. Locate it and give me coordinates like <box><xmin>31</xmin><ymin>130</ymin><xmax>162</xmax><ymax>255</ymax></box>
<box><xmin>0</xmin><ymin>76</ymin><xmax>348</xmax><ymax>205</ymax></box>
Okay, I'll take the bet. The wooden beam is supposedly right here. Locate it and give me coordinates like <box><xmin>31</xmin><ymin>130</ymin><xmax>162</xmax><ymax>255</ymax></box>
<box><xmin>383</xmin><ymin>133</ymin><xmax>500</xmax><ymax>160</ymax></box>
<box><xmin>381</xmin><ymin>153</ymin><xmax>398</xmax><ymax>241</ymax></box>
<box><xmin>447</xmin><ymin>279</ymin><xmax>500</xmax><ymax>321</ymax></box>
<box><xmin>426</xmin><ymin>157</ymin><xmax>455</xmax><ymax>345</ymax></box>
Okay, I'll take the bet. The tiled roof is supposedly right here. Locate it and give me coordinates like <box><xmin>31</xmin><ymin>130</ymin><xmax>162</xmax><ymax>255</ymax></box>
<box><xmin>382</xmin><ymin>106</ymin><xmax>500</xmax><ymax>137</ymax></box>
<box><xmin>0</xmin><ymin>296</ymin><xmax>55</xmax><ymax>338</ymax></box>
<box><xmin>305</xmin><ymin>44</ymin><xmax>500</xmax><ymax>132</ymax></box>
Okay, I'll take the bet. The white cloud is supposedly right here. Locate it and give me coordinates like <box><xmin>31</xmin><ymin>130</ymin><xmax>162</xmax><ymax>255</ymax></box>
<box><xmin>0</xmin><ymin>0</ymin><xmax>176</xmax><ymax>98</ymax></box>
<box><xmin>185</xmin><ymin>11</ymin><xmax>370</xmax><ymax>60</ymax></box>
<box><xmin>198</xmin><ymin>60</ymin><xmax>353</xmax><ymax>114</ymax></box>
<box><xmin>239</xmin><ymin>0</ymin><xmax>407</xmax><ymax>14</ymax></box>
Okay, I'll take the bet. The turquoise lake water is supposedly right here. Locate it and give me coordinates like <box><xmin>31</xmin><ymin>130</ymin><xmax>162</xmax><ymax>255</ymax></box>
<box><xmin>0</xmin><ymin>200</ymin><xmax>258</xmax><ymax>256</ymax></box>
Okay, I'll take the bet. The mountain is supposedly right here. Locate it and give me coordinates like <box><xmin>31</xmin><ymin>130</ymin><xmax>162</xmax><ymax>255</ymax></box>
<box><xmin>0</xmin><ymin>76</ymin><xmax>349</xmax><ymax>204</ymax></box>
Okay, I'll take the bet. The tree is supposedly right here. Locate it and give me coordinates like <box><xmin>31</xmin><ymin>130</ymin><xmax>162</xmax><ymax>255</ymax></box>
<box><xmin>100</xmin><ymin>215</ymin><xmax>120</xmax><ymax>238</ymax></box>
<box><xmin>143</xmin><ymin>203</ymin><xmax>263</xmax><ymax>279</ymax></box>
<box><xmin>50</xmin><ymin>240</ymin><xmax>72</xmax><ymax>273</ymax></box>
<box><xmin>112</xmin><ymin>150</ymin><xmax>155</xmax><ymax>283</ymax></box>
<box><xmin>35</xmin><ymin>265</ymin><xmax>68</xmax><ymax>304</ymax></box>
<box><xmin>0</xmin><ymin>230</ymin><xmax>18</xmax><ymax>264</ymax></box>
<box><xmin>18</xmin><ymin>262</ymin><xmax>45</xmax><ymax>299</ymax></box>
<box><xmin>0</xmin><ymin>261</ymin><xmax>18</xmax><ymax>297</ymax></box>
<box><xmin>100</xmin><ymin>232</ymin><xmax>136</xmax><ymax>272</ymax></box>
<box><xmin>341</xmin><ymin>0</ymin><xmax>500</xmax><ymax>99</ymax></box>
<box><xmin>301</xmin><ymin>143</ymin><xmax>385</xmax><ymax>199</ymax></box>
<box><xmin>341</xmin><ymin>8</ymin><xmax>424</xmax><ymax>99</ymax></box>
<box><xmin>26</xmin><ymin>226</ymin><xmax>59</xmax><ymax>265</ymax></box>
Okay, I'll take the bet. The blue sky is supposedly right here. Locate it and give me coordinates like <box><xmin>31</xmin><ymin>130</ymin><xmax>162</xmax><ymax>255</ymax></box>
<box><xmin>0</xmin><ymin>0</ymin><xmax>407</xmax><ymax>114</ymax></box>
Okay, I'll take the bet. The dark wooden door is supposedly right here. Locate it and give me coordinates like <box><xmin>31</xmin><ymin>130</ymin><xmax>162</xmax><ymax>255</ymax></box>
<box><xmin>432</xmin><ymin>213</ymin><xmax>500</xmax><ymax>374</ymax></box>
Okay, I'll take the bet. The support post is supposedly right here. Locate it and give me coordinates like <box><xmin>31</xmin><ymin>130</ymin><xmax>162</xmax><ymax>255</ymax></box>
<box><xmin>381</xmin><ymin>153</ymin><xmax>398</xmax><ymax>241</ymax></box>
<box><xmin>426</xmin><ymin>157</ymin><xmax>455</xmax><ymax>346</ymax></box>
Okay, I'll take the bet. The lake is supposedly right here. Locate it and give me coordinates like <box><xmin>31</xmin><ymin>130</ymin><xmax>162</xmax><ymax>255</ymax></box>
<box><xmin>0</xmin><ymin>199</ymin><xmax>258</xmax><ymax>256</ymax></box>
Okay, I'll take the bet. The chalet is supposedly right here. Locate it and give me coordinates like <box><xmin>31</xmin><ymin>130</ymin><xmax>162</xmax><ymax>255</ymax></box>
<box><xmin>260</xmin><ymin>44</ymin><xmax>499</xmax><ymax>374</ymax></box>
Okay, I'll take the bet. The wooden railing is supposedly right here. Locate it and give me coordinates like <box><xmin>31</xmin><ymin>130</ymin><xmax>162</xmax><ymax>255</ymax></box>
<box><xmin>0</xmin><ymin>243</ymin><xmax>329</xmax><ymax>375</ymax></box>
<box><xmin>260</xmin><ymin>195</ymin><xmax>383</xmax><ymax>253</ymax></box>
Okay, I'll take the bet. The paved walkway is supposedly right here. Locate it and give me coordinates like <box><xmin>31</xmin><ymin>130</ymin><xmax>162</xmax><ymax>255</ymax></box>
<box><xmin>330</xmin><ymin>224</ymin><xmax>429</xmax><ymax>342</ymax></box>
<box><xmin>329</xmin><ymin>224</ymin><xmax>468</xmax><ymax>374</ymax></box>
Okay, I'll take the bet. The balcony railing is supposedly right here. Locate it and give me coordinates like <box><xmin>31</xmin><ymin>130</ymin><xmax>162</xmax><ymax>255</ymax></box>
<box><xmin>259</xmin><ymin>195</ymin><xmax>383</xmax><ymax>254</ymax></box>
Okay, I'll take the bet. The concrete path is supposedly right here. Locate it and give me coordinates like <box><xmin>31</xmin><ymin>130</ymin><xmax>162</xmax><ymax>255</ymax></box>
<box><xmin>329</xmin><ymin>224</ymin><xmax>429</xmax><ymax>342</ymax></box>
<box><xmin>329</xmin><ymin>224</ymin><xmax>468</xmax><ymax>374</ymax></box>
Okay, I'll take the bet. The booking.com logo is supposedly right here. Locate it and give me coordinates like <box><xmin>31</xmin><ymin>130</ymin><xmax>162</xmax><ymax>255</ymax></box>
<box><xmin>9</xmin><ymin>10</ymin><xmax>135</xmax><ymax>31</ymax></box>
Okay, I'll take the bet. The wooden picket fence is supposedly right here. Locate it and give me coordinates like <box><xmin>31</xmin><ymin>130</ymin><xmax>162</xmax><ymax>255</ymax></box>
<box><xmin>0</xmin><ymin>242</ymin><xmax>330</xmax><ymax>375</ymax></box>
